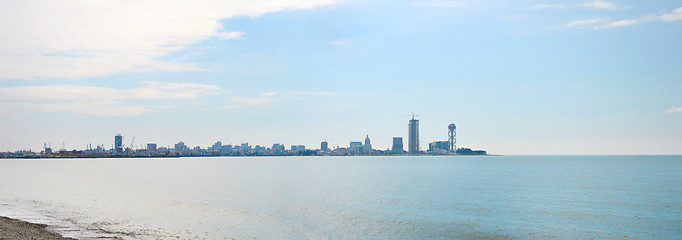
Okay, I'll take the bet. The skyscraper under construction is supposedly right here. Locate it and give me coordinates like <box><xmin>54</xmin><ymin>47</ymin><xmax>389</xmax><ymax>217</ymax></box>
<box><xmin>408</xmin><ymin>114</ymin><xmax>419</xmax><ymax>154</ymax></box>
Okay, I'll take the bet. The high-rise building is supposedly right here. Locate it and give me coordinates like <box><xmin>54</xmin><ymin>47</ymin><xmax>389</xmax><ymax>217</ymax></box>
<box><xmin>321</xmin><ymin>141</ymin><xmax>329</xmax><ymax>152</ymax></box>
<box><xmin>364</xmin><ymin>135</ymin><xmax>372</xmax><ymax>153</ymax></box>
<box><xmin>147</xmin><ymin>143</ymin><xmax>157</xmax><ymax>152</ymax></box>
<box><xmin>291</xmin><ymin>145</ymin><xmax>306</xmax><ymax>151</ymax></box>
<box><xmin>272</xmin><ymin>143</ymin><xmax>284</xmax><ymax>153</ymax></box>
<box><xmin>241</xmin><ymin>142</ymin><xmax>251</xmax><ymax>152</ymax></box>
<box><xmin>408</xmin><ymin>115</ymin><xmax>419</xmax><ymax>154</ymax></box>
<box><xmin>213</xmin><ymin>141</ymin><xmax>222</xmax><ymax>151</ymax></box>
<box><xmin>392</xmin><ymin>137</ymin><xmax>404</xmax><ymax>154</ymax></box>
<box><xmin>174</xmin><ymin>142</ymin><xmax>187</xmax><ymax>152</ymax></box>
<box><xmin>349</xmin><ymin>141</ymin><xmax>363</xmax><ymax>155</ymax></box>
<box><xmin>114</xmin><ymin>134</ymin><xmax>123</xmax><ymax>153</ymax></box>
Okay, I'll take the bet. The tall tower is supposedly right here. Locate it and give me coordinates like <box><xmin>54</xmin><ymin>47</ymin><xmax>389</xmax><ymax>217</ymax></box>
<box><xmin>364</xmin><ymin>135</ymin><xmax>372</xmax><ymax>153</ymax></box>
<box><xmin>408</xmin><ymin>113</ymin><xmax>419</xmax><ymax>154</ymax></box>
<box><xmin>114</xmin><ymin>134</ymin><xmax>123</xmax><ymax>153</ymax></box>
<box><xmin>448</xmin><ymin>124</ymin><xmax>456</xmax><ymax>153</ymax></box>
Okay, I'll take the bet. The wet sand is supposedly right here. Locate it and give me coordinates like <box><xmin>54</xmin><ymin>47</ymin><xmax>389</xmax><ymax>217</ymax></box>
<box><xmin>0</xmin><ymin>216</ymin><xmax>73</xmax><ymax>240</ymax></box>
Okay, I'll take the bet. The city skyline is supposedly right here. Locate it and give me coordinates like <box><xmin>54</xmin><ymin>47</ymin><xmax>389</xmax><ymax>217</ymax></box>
<box><xmin>1</xmin><ymin>1</ymin><xmax>681</xmax><ymax>155</ymax></box>
<box><xmin>16</xmin><ymin>116</ymin><xmax>469</xmax><ymax>155</ymax></box>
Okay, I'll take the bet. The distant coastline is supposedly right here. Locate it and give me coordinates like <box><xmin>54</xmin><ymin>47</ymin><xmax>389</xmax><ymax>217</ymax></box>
<box><xmin>0</xmin><ymin>153</ymin><xmax>492</xmax><ymax>159</ymax></box>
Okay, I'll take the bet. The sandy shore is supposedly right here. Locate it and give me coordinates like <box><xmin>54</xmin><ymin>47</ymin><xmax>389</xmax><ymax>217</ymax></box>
<box><xmin>0</xmin><ymin>216</ymin><xmax>74</xmax><ymax>240</ymax></box>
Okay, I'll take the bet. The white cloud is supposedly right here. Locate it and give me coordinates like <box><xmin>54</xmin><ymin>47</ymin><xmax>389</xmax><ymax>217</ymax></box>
<box><xmin>0</xmin><ymin>0</ymin><xmax>336</xmax><ymax>80</ymax></box>
<box><xmin>224</xmin><ymin>91</ymin><xmax>343</xmax><ymax>108</ymax></box>
<box><xmin>534</xmin><ymin>4</ymin><xmax>566</xmax><ymax>9</ymax></box>
<box><xmin>594</xmin><ymin>19</ymin><xmax>639</xmax><ymax>29</ymax></box>
<box><xmin>290</xmin><ymin>91</ymin><xmax>343</xmax><ymax>96</ymax></box>
<box><xmin>664</xmin><ymin>106</ymin><xmax>682</xmax><ymax>113</ymax></box>
<box><xmin>0</xmin><ymin>82</ymin><xmax>221</xmax><ymax>116</ymax></box>
<box><xmin>0</xmin><ymin>84</ymin><xmax>343</xmax><ymax>115</ymax></box>
<box><xmin>566</xmin><ymin>18</ymin><xmax>604</xmax><ymax>27</ymax></box>
<box><xmin>329</xmin><ymin>39</ymin><xmax>351</xmax><ymax>45</ymax></box>
<box><xmin>409</xmin><ymin>0</ymin><xmax>468</xmax><ymax>8</ymax></box>
<box><xmin>658</xmin><ymin>7</ymin><xmax>682</xmax><ymax>22</ymax></box>
<box><xmin>582</xmin><ymin>0</ymin><xmax>618</xmax><ymax>10</ymax></box>
<box><xmin>570</xmin><ymin>6</ymin><xmax>682</xmax><ymax>30</ymax></box>
<box><xmin>215</xmin><ymin>32</ymin><xmax>245</xmax><ymax>40</ymax></box>
<box><xmin>225</xmin><ymin>92</ymin><xmax>279</xmax><ymax>109</ymax></box>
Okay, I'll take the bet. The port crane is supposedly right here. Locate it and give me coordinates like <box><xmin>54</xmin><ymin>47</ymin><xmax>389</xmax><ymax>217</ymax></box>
<box><xmin>126</xmin><ymin>137</ymin><xmax>135</xmax><ymax>152</ymax></box>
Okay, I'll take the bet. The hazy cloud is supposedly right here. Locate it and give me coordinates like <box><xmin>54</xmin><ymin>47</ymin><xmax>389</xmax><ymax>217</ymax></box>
<box><xmin>0</xmin><ymin>82</ymin><xmax>221</xmax><ymax>116</ymax></box>
<box><xmin>290</xmin><ymin>91</ymin><xmax>343</xmax><ymax>96</ymax></box>
<box><xmin>224</xmin><ymin>91</ymin><xmax>343</xmax><ymax>108</ymax></box>
<box><xmin>664</xmin><ymin>106</ymin><xmax>682</xmax><ymax>113</ymax></box>
<box><xmin>566</xmin><ymin>18</ymin><xmax>604</xmax><ymax>27</ymax></box>
<box><xmin>534</xmin><ymin>4</ymin><xmax>566</xmax><ymax>9</ymax></box>
<box><xmin>658</xmin><ymin>7</ymin><xmax>682</xmax><ymax>22</ymax></box>
<box><xmin>0</xmin><ymin>1</ymin><xmax>336</xmax><ymax>80</ymax></box>
<box><xmin>225</xmin><ymin>92</ymin><xmax>279</xmax><ymax>109</ymax></box>
<box><xmin>582</xmin><ymin>0</ymin><xmax>619</xmax><ymax>10</ymax></box>
<box><xmin>329</xmin><ymin>39</ymin><xmax>351</xmax><ymax>45</ymax></box>
<box><xmin>594</xmin><ymin>19</ymin><xmax>639</xmax><ymax>29</ymax></box>
<box><xmin>409</xmin><ymin>0</ymin><xmax>468</xmax><ymax>8</ymax></box>
<box><xmin>566</xmin><ymin>6</ymin><xmax>682</xmax><ymax>30</ymax></box>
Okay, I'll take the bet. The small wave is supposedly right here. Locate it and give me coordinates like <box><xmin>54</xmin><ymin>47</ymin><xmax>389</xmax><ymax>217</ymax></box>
<box><xmin>0</xmin><ymin>200</ymin><xmax>150</xmax><ymax>240</ymax></box>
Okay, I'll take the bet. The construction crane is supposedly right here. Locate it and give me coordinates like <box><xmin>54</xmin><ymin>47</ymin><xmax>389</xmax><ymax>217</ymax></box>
<box><xmin>128</xmin><ymin>137</ymin><xmax>135</xmax><ymax>151</ymax></box>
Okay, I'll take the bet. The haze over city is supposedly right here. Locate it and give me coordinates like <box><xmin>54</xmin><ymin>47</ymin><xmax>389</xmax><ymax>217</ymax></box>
<box><xmin>1</xmin><ymin>0</ymin><xmax>681</xmax><ymax>155</ymax></box>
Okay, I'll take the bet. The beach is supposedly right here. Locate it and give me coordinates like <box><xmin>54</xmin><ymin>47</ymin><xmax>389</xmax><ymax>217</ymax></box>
<box><xmin>0</xmin><ymin>216</ymin><xmax>73</xmax><ymax>240</ymax></box>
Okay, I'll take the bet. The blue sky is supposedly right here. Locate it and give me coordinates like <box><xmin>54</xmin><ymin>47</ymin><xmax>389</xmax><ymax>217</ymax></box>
<box><xmin>0</xmin><ymin>0</ymin><xmax>681</xmax><ymax>154</ymax></box>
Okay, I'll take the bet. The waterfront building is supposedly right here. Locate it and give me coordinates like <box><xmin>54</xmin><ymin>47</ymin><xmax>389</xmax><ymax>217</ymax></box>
<box><xmin>272</xmin><ymin>143</ymin><xmax>285</xmax><ymax>153</ymax></box>
<box><xmin>408</xmin><ymin>115</ymin><xmax>419</xmax><ymax>154</ymax></box>
<box><xmin>174</xmin><ymin>142</ymin><xmax>187</xmax><ymax>152</ymax></box>
<box><xmin>240</xmin><ymin>142</ymin><xmax>251</xmax><ymax>152</ymax></box>
<box><xmin>392</xmin><ymin>137</ymin><xmax>404</xmax><ymax>154</ymax></box>
<box><xmin>221</xmin><ymin>144</ymin><xmax>233</xmax><ymax>154</ymax></box>
<box><xmin>456</xmin><ymin>148</ymin><xmax>487</xmax><ymax>155</ymax></box>
<box><xmin>321</xmin><ymin>141</ymin><xmax>329</xmax><ymax>152</ymax></box>
<box><xmin>291</xmin><ymin>145</ymin><xmax>306</xmax><ymax>151</ymax></box>
<box><xmin>212</xmin><ymin>141</ymin><xmax>222</xmax><ymax>151</ymax></box>
<box><xmin>115</xmin><ymin>134</ymin><xmax>123</xmax><ymax>153</ymax></box>
<box><xmin>429</xmin><ymin>141</ymin><xmax>449</xmax><ymax>153</ymax></box>
<box><xmin>350</xmin><ymin>141</ymin><xmax>363</xmax><ymax>155</ymax></box>
<box><xmin>254</xmin><ymin>145</ymin><xmax>266</xmax><ymax>153</ymax></box>
<box><xmin>349</xmin><ymin>141</ymin><xmax>362</xmax><ymax>148</ymax></box>
<box><xmin>364</xmin><ymin>135</ymin><xmax>372</xmax><ymax>154</ymax></box>
<box><xmin>147</xmin><ymin>143</ymin><xmax>157</xmax><ymax>152</ymax></box>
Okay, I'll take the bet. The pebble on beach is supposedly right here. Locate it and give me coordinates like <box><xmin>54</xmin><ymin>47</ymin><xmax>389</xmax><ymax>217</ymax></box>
<box><xmin>0</xmin><ymin>216</ymin><xmax>74</xmax><ymax>240</ymax></box>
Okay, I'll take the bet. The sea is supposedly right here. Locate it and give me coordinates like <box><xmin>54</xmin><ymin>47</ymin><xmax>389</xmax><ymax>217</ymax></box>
<box><xmin>0</xmin><ymin>156</ymin><xmax>680</xmax><ymax>239</ymax></box>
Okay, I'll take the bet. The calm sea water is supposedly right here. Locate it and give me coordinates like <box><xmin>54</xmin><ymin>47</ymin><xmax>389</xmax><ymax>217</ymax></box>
<box><xmin>0</xmin><ymin>156</ymin><xmax>680</xmax><ymax>239</ymax></box>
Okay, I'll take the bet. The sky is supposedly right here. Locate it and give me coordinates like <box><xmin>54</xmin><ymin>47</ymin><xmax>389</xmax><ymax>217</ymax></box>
<box><xmin>0</xmin><ymin>0</ymin><xmax>681</xmax><ymax>155</ymax></box>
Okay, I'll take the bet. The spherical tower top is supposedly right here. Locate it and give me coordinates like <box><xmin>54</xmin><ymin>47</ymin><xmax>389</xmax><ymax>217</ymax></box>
<box><xmin>448</xmin><ymin>123</ymin><xmax>456</xmax><ymax>130</ymax></box>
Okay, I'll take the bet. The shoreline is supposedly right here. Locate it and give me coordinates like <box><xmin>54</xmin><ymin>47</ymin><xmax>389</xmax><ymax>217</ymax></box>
<box><xmin>0</xmin><ymin>216</ymin><xmax>74</xmax><ymax>240</ymax></box>
<box><xmin>0</xmin><ymin>154</ymin><xmax>494</xmax><ymax>159</ymax></box>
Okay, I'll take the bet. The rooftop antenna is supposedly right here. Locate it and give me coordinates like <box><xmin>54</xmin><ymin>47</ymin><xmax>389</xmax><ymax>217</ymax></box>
<box><xmin>398</xmin><ymin>111</ymin><xmax>419</xmax><ymax>119</ymax></box>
